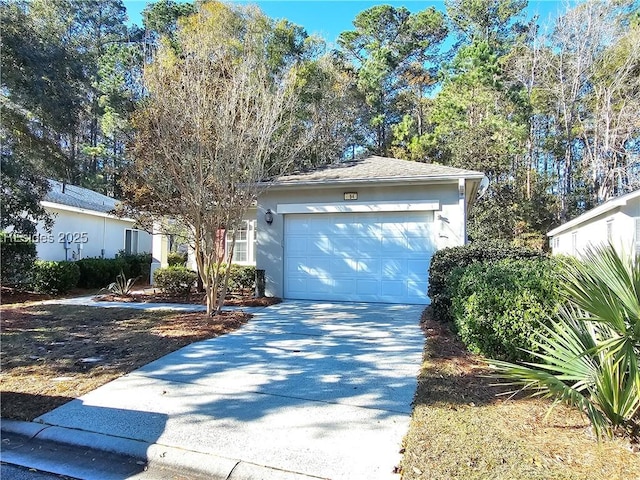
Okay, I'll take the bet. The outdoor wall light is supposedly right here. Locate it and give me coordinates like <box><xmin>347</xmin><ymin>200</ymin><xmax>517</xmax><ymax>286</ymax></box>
<box><xmin>265</xmin><ymin>209</ymin><xmax>274</xmax><ymax>225</ymax></box>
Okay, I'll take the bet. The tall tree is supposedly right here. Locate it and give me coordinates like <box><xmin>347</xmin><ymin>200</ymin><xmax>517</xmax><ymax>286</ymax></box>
<box><xmin>124</xmin><ymin>1</ymin><xmax>314</xmax><ymax>315</ymax></box>
<box><xmin>338</xmin><ymin>5</ymin><xmax>447</xmax><ymax>155</ymax></box>
<box><xmin>1</xmin><ymin>0</ymin><xmax>83</xmax><ymax>234</ymax></box>
<box><xmin>529</xmin><ymin>0</ymin><xmax>639</xmax><ymax>220</ymax></box>
<box><xmin>445</xmin><ymin>0</ymin><xmax>529</xmax><ymax>52</ymax></box>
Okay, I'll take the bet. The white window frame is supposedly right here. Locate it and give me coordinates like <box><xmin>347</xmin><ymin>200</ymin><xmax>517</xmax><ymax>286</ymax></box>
<box><xmin>226</xmin><ymin>220</ymin><xmax>256</xmax><ymax>265</ymax></box>
<box><xmin>124</xmin><ymin>228</ymin><xmax>140</xmax><ymax>255</ymax></box>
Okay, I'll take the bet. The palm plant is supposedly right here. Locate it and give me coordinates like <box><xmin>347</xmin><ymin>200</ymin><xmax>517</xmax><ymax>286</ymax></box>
<box><xmin>490</xmin><ymin>244</ymin><xmax>640</xmax><ymax>440</ymax></box>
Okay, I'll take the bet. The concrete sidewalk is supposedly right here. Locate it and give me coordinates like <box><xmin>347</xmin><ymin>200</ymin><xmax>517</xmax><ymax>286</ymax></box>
<box><xmin>2</xmin><ymin>301</ymin><xmax>425</xmax><ymax>479</ymax></box>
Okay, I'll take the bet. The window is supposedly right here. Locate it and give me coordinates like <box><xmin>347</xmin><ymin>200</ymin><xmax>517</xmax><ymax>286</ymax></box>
<box><xmin>226</xmin><ymin>220</ymin><xmax>256</xmax><ymax>265</ymax></box>
<box><xmin>124</xmin><ymin>229</ymin><xmax>139</xmax><ymax>255</ymax></box>
<box><xmin>552</xmin><ymin>237</ymin><xmax>560</xmax><ymax>250</ymax></box>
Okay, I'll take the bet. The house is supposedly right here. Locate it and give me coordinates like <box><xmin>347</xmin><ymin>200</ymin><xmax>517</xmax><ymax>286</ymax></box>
<box><xmin>547</xmin><ymin>189</ymin><xmax>640</xmax><ymax>258</ymax></box>
<box><xmin>152</xmin><ymin>156</ymin><xmax>483</xmax><ymax>304</ymax></box>
<box><xmin>35</xmin><ymin>180</ymin><xmax>152</xmax><ymax>261</ymax></box>
<box><xmin>257</xmin><ymin>156</ymin><xmax>484</xmax><ymax>304</ymax></box>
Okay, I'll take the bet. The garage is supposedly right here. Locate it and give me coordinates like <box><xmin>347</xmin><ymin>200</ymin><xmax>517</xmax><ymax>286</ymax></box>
<box><xmin>256</xmin><ymin>156</ymin><xmax>484</xmax><ymax>304</ymax></box>
<box><xmin>284</xmin><ymin>211</ymin><xmax>434</xmax><ymax>304</ymax></box>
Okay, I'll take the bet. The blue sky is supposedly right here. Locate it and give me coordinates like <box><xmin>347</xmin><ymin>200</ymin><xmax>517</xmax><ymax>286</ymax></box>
<box><xmin>122</xmin><ymin>0</ymin><xmax>566</xmax><ymax>46</ymax></box>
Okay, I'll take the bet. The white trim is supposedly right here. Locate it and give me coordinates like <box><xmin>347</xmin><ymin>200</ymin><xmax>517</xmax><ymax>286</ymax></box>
<box><xmin>547</xmin><ymin>189</ymin><xmax>640</xmax><ymax>236</ymax></box>
<box><xmin>41</xmin><ymin>201</ymin><xmax>136</xmax><ymax>222</ymax></box>
<box><xmin>276</xmin><ymin>200</ymin><xmax>440</xmax><ymax>215</ymax></box>
<box><xmin>225</xmin><ymin>219</ymin><xmax>257</xmax><ymax>265</ymax></box>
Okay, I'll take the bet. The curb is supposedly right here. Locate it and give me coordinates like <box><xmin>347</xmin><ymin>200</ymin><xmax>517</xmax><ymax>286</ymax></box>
<box><xmin>1</xmin><ymin>419</ymin><xmax>325</xmax><ymax>480</ymax></box>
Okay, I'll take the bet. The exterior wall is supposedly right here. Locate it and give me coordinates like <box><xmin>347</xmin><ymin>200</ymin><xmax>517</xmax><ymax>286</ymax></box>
<box><xmin>35</xmin><ymin>206</ymin><xmax>151</xmax><ymax>261</ymax></box>
<box><xmin>151</xmin><ymin>207</ymin><xmax>258</xmax><ymax>283</ymax></box>
<box><xmin>257</xmin><ymin>182</ymin><xmax>465</xmax><ymax>298</ymax></box>
<box><xmin>550</xmin><ymin>197</ymin><xmax>639</xmax><ymax>257</ymax></box>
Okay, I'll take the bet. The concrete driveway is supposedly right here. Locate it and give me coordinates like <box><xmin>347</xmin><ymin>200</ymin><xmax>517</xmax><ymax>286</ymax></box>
<box><xmin>32</xmin><ymin>301</ymin><xmax>425</xmax><ymax>479</ymax></box>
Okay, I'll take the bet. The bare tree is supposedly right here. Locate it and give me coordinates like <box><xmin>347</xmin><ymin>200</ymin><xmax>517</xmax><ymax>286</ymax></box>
<box><xmin>529</xmin><ymin>0</ymin><xmax>639</xmax><ymax>218</ymax></box>
<box><xmin>125</xmin><ymin>2</ymin><xmax>310</xmax><ymax>315</ymax></box>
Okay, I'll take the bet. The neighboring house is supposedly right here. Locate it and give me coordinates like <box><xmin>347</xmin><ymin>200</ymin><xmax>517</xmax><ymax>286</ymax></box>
<box><xmin>35</xmin><ymin>180</ymin><xmax>152</xmax><ymax>261</ymax></box>
<box><xmin>547</xmin><ymin>189</ymin><xmax>640</xmax><ymax>258</ymax></box>
<box><xmin>153</xmin><ymin>156</ymin><xmax>483</xmax><ymax>304</ymax></box>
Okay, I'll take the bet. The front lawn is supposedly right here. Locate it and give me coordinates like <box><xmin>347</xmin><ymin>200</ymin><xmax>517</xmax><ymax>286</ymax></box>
<box><xmin>401</xmin><ymin>309</ymin><xmax>639</xmax><ymax>480</ymax></box>
<box><xmin>0</xmin><ymin>303</ymin><xmax>249</xmax><ymax>421</ymax></box>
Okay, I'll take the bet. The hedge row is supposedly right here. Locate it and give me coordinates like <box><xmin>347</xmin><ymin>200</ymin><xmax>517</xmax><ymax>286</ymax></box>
<box><xmin>450</xmin><ymin>257</ymin><xmax>563</xmax><ymax>363</ymax></box>
<box><xmin>0</xmin><ymin>233</ymin><xmax>37</xmax><ymax>287</ymax></box>
<box><xmin>0</xmin><ymin>237</ymin><xmax>152</xmax><ymax>292</ymax></box>
<box><xmin>153</xmin><ymin>264</ymin><xmax>256</xmax><ymax>295</ymax></box>
<box><xmin>74</xmin><ymin>253</ymin><xmax>152</xmax><ymax>288</ymax></box>
<box><xmin>31</xmin><ymin>261</ymin><xmax>81</xmax><ymax>294</ymax></box>
<box><xmin>428</xmin><ymin>242</ymin><xmax>545</xmax><ymax>324</ymax></box>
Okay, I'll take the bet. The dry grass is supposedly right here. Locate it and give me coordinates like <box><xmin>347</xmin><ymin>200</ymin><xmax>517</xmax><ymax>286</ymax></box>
<box><xmin>400</xmin><ymin>308</ymin><xmax>640</xmax><ymax>480</ymax></box>
<box><xmin>0</xmin><ymin>303</ymin><xmax>250</xmax><ymax>421</ymax></box>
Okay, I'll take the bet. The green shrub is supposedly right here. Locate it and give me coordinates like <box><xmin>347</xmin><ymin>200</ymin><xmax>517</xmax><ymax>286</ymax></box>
<box><xmin>167</xmin><ymin>251</ymin><xmax>187</xmax><ymax>267</ymax></box>
<box><xmin>76</xmin><ymin>257</ymin><xmax>129</xmax><ymax>288</ymax></box>
<box><xmin>116</xmin><ymin>251</ymin><xmax>152</xmax><ymax>283</ymax></box>
<box><xmin>0</xmin><ymin>233</ymin><xmax>37</xmax><ymax>287</ymax></box>
<box><xmin>491</xmin><ymin>245</ymin><xmax>640</xmax><ymax>440</ymax></box>
<box><xmin>451</xmin><ymin>257</ymin><xmax>563</xmax><ymax>363</ymax></box>
<box><xmin>429</xmin><ymin>242</ymin><xmax>545</xmax><ymax>323</ymax></box>
<box><xmin>228</xmin><ymin>264</ymin><xmax>255</xmax><ymax>292</ymax></box>
<box><xmin>31</xmin><ymin>260</ymin><xmax>80</xmax><ymax>294</ymax></box>
<box><xmin>153</xmin><ymin>266</ymin><xmax>197</xmax><ymax>294</ymax></box>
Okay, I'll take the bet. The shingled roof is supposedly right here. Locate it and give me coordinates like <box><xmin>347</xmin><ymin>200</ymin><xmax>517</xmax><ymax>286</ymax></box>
<box><xmin>272</xmin><ymin>156</ymin><xmax>484</xmax><ymax>186</ymax></box>
<box><xmin>43</xmin><ymin>179</ymin><xmax>119</xmax><ymax>214</ymax></box>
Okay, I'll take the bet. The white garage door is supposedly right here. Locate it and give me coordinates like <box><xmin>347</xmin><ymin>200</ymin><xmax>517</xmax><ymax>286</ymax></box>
<box><xmin>284</xmin><ymin>211</ymin><xmax>434</xmax><ymax>304</ymax></box>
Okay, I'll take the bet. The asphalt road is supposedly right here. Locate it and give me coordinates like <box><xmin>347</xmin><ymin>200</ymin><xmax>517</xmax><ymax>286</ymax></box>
<box><xmin>1</xmin><ymin>463</ymin><xmax>75</xmax><ymax>480</ymax></box>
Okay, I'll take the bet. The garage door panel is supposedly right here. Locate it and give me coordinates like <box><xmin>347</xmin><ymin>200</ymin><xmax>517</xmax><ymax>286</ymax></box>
<box><xmin>307</xmin><ymin>277</ymin><xmax>333</xmax><ymax>294</ymax></box>
<box><xmin>381</xmin><ymin>280</ymin><xmax>405</xmax><ymax>296</ymax></box>
<box><xmin>382</xmin><ymin>236</ymin><xmax>409</xmax><ymax>254</ymax></box>
<box><xmin>331</xmin><ymin>257</ymin><xmax>357</xmax><ymax>274</ymax></box>
<box><xmin>307</xmin><ymin>236</ymin><xmax>332</xmax><ymax>255</ymax></box>
<box><xmin>284</xmin><ymin>212</ymin><xmax>432</xmax><ymax>304</ymax></box>
<box><xmin>407</xmin><ymin>279</ymin><xmax>427</xmax><ymax>298</ymax></box>
<box><xmin>356</xmin><ymin>279</ymin><xmax>380</xmax><ymax>295</ymax></box>
<box><xmin>287</xmin><ymin>236</ymin><xmax>307</xmax><ymax>255</ymax></box>
<box><xmin>356</xmin><ymin>258</ymin><xmax>380</xmax><ymax>274</ymax></box>
<box><xmin>382</xmin><ymin>259</ymin><xmax>406</xmax><ymax>279</ymax></box>
<box><xmin>286</xmin><ymin>257</ymin><xmax>307</xmax><ymax>274</ymax></box>
<box><xmin>357</xmin><ymin>235</ymin><xmax>382</xmax><ymax>253</ymax></box>
<box><xmin>407</xmin><ymin>259</ymin><xmax>430</xmax><ymax>276</ymax></box>
<box><xmin>286</xmin><ymin>277</ymin><xmax>307</xmax><ymax>294</ymax></box>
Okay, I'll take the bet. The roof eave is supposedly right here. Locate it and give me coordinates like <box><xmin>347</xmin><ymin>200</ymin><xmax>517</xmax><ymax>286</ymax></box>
<box><xmin>263</xmin><ymin>173</ymin><xmax>485</xmax><ymax>189</ymax></box>
<box><xmin>41</xmin><ymin>200</ymin><xmax>136</xmax><ymax>222</ymax></box>
<box><xmin>546</xmin><ymin>195</ymin><xmax>633</xmax><ymax>237</ymax></box>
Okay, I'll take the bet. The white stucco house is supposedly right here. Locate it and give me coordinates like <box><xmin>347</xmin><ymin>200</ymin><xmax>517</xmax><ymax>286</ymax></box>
<box><xmin>153</xmin><ymin>156</ymin><xmax>483</xmax><ymax>304</ymax></box>
<box><xmin>255</xmin><ymin>156</ymin><xmax>483</xmax><ymax>304</ymax></box>
<box><xmin>34</xmin><ymin>180</ymin><xmax>152</xmax><ymax>261</ymax></box>
<box><xmin>547</xmin><ymin>189</ymin><xmax>640</xmax><ymax>258</ymax></box>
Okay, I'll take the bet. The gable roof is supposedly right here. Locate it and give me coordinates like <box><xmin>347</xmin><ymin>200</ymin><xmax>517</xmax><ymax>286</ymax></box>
<box><xmin>43</xmin><ymin>179</ymin><xmax>119</xmax><ymax>214</ymax></box>
<box><xmin>271</xmin><ymin>156</ymin><xmax>484</xmax><ymax>186</ymax></box>
<box><xmin>547</xmin><ymin>189</ymin><xmax>640</xmax><ymax>237</ymax></box>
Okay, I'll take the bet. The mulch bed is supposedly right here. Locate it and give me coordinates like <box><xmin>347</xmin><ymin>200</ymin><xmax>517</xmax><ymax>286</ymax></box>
<box><xmin>93</xmin><ymin>292</ymin><xmax>282</xmax><ymax>307</ymax></box>
<box><xmin>0</xmin><ymin>303</ymin><xmax>251</xmax><ymax>421</ymax></box>
<box><xmin>0</xmin><ymin>286</ymin><xmax>281</xmax><ymax>308</ymax></box>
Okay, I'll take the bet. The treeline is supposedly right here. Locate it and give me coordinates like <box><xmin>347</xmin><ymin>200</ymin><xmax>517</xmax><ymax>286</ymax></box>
<box><xmin>2</xmin><ymin>0</ymin><xmax>639</xmax><ymax>247</ymax></box>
